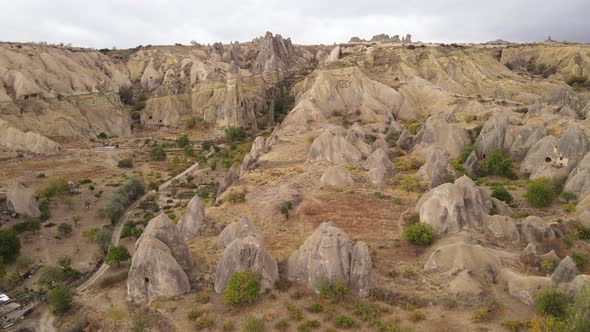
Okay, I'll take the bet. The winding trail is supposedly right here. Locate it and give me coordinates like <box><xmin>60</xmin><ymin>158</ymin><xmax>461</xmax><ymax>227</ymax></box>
<box><xmin>77</xmin><ymin>161</ymin><xmax>201</xmax><ymax>292</ymax></box>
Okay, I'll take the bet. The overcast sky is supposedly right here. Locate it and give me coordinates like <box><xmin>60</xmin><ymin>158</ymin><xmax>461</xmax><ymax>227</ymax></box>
<box><xmin>1</xmin><ymin>0</ymin><xmax>588</xmax><ymax>48</ymax></box>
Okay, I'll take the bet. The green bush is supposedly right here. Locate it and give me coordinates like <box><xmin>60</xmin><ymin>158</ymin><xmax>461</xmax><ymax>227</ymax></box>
<box><xmin>104</xmin><ymin>177</ymin><xmax>145</xmax><ymax>223</ymax></box>
<box><xmin>481</xmin><ymin>150</ymin><xmax>516</xmax><ymax>178</ymax></box>
<box><xmin>560</xmin><ymin>191</ymin><xmax>577</xmax><ymax>203</ymax></box>
<box><xmin>186</xmin><ymin>116</ymin><xmax>197</xmax><ymax>129</ymax></box>
<box><xmin>149</xmin><ymin>145</ymin><xmax>167</xmax><ymax>161</ymax></box>
<box><xmin>459</xmin><ymin>145</ymin><xmax>476</xmax><ymax>163</ymax></box>
<box><xmin>47</xmin><ymin>284</ymin><xmax>73</xmax><ymax>315</ymax></box>
<box><xmin>567</xmin><ymin>286</ymin><xmax>590</xmax><ymax>331</ymax></box>
<box><xmin>224</xmin><ymin>126</ymin><xmax>246</xmax><ymax>143</ymax></box>
<box><xmin>195</xmin><ymin>317</ymin><xmax>215</xmax><ymax>330</ymax></box>
<box><xmin>224</xmin><ymin>269</ymin><xmax>260</xmax><ymax>304</ymax></box>
<box><xmin>402</xmin><ymin>223</ymin><xmax>434</xmax><ymax>246</ymax></box>
<box><xmin>566</xmin><ymin>75</ymin><xmax>589</xmax><ymax>87</ymax></box>
<box><xmin>572</xmin><ymin>252</ymin><xmax>588</xmax><ymax>267</ymax></box>
<box><xmin>117</xmin><ymin>158</ymin><xmax>133</xmax><ymax>168</ymax></box>
<box><xmin>537</xmin><ymin>288</ymin><xmax>568</xmax><ymax>319</ymax></box>
<box><xmin>491</xmin><ymin>185</ymin><xmax>513</xmax><ymax>204</ymax></box>
<box><xmin>176</xmin><ymin>133</ymin><xmax>190</xmax><ymax>148</ymax></box>
<box><xmin>40</xmin><ymin>177</ymin><xmax>70</xmax><ymax>198</ymax></box>
<box><xmin>242</xmin><ymin>316</ymin><xmax>265</xmax><ymax>332</ymax></box>
<box><xmin>105</xmin><ymin>245</ymin><xmax>131</xmax><ymax>267</ymax></box>
<box><xmin>527</xmin><ymin>178</ymin><xmax>556</xmax><ymax>208</ymax></box>
<box><xmin>307</xmin><ymin>303</ymin><xmax>323</xmax><ymax>313</ymax></box>
<box><xmin>184</xmin><ymin>144</ymin><xmax>194</xmax><ymax>157</ymax></box>
<box><xmin>57</xmin><ymin>223</ymin><xmax>73</xmax><ymax>235</ymax></box>
<box><xmin>315</xmin><ymin>277</ymin><xmax>348</xmax><ymax>299</ymax></box>
<box><xmin>334</xmin><ymin>315</ymin><xmax>358</xmax><ymax>329</ymax></box>
<box><xmin>0</xmin><ymin>229</ymin><xmax>20</xmax><ymax>262</ymax></box>
<box><xmin>12</xmin><ymin>218</ymin><xmax>41</xmax><ymax>233</ymax></box>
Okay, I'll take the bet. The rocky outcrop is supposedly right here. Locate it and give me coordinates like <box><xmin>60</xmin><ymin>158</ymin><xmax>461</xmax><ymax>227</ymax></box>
<box><xmin>214</xmin><ymin>232</ymin><xmax>279</xmax><ymax>293</ymax></box>
<box><xmin>177</xmin><ymin>194</ymin><xmax>205</xmax><ymax>239</ymax></box>
<box><xmin>551</xmin><ymin>256</ymin><xmax>579</xmax><ymax>284</ymax></box>
<box><xmin>216</xmin><ymin>216</ymin><xmax>261</xmax><ymax>250</ymax></box>
<box><xmin>521</xmin><ymin>127</ymin><xmax>589</xmax><ymax>180</ymax></box>
<box><xmin>240</xmin><ymin>136</ymin><xmax>266</xmax><ymax>175</ymax></box>
<box><xmin>362</xmin><ymin>149</ymin><xmax>396</xmax><ymax>186</ymax></box>
<box><xmin>136</xmin><ymin>214</ymin><xmax>193</xmax><ymax>272</ymax></box>
<box><xmin>564</xmin><ymin>152</ymin><xmax>590</xmax><ymax>200</ymax></box>
<box><xmin>320</xmin><ymin>165</ymin><xmax>354</xmax><ymax>189</ymax></box>
<box><xmin>519</xmin><ymin>216</ymin><xmax>557</xmax><ymax>246</ymax></box>
<box><xmin>504</xmin><ymin>270</ymin><xmax>554</xmax><ymax>305</ymax></box>
<box><xmin>475</xmin><ymin>115</ymin><xmax>518</xmax><ymax>159</ymax></box>
<box><xmin>463</xmin><ymin>151</ymin><xmax>480</xmax><ymax>176</ymax></box>
<box><xmin>127</xmin><ymin>237</ymin><xmax>191</xmax><ymax>302</ymax></box>
<box><xmin>413</xmin><ymin>113</ymin><xmax>470</xmax><ymax>159</ymax></box>
<box><xmin>6</xmin><ymin>181</ymin><xmax>40</xmax><ymax>217</ymax></box>
<box><xmin>416</xmin><ymin>147</ymin><xmax>457</xmax><ymax>188</ymax></box>
<box><xmin>215</xmin><ymin>167</ymin><xmax>239</xmax><ymax>203</ymax></box>
<box><xmin>252</xmin><ymin>32</ymin><xmax>296</xmax><ymax>74</ymax></box>
<box><xmin>286</xmin><ymin>222</ymin><xmax>371</xmax><ymax>297</ymax></box>
<box><xmin>575</xmin><ymin>196</ymin><xmax>590</xmax><ymax>227</ymax></box>
<box><xmin>415</xmin><ymin>176</ymin><xmax>492</xmax><ymax>234</ymax></box>
<box><xmin>308</xmin><ymin>126</ymin><xmax>363</xmax><ymax>165</ymax></box>
<box><xmin>0</xmin><ymin>121</ymin><xmax>64</xmax><ymax>154</ymax></box>
<box><xmin>485</xmin><ymin>215</ymin><xmax>520</xmax><ymax>241</ymax></box>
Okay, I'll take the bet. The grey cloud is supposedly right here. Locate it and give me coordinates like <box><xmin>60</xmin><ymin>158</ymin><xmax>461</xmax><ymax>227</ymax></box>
<box><xmin>0</xmin><ymin>0</ymin><xmax>588</xmax><ymax>48</ymax></box>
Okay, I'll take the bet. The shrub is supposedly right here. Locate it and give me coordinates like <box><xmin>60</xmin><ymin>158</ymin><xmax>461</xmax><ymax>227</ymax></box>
<box><xmin>224</xmin><ymin>269</ymin><xmax>260</xmax><ymax>304</ymax></box>
<box><xmin>334</xmin><ymin>315</ymin><xmax>357</xmax><ymax>329</ymax></box>
<box><xmin>459</xmin><ymin>145</ymin><xmax>476</xmax><ymax>163</ymax></box>
<box><xmin>280</xmin><ymin>201</ymin><xmax>294</xmax><ymax>220</ymax></box>
<box><xmin>201</xmin><ymin>140</ymin><xmax>211</xmax><ymax>151</ymax></box>
<box><xmin>117</xmin><ymin>158</ymin><xmax>133</xmax><ymax>168</ymax></box>
<box><xmin>537</xmin><ymin>288</ymin><xmax>568</xmax><ymax>319</ymax></box>
<box><xmin>409</xmin><ymin>309</ymin><xmax>426</xmax><ymax>322</ymax></box>
<box><xmin>298</xmin><ymin>320</ymin><xmax>320</xmax><ymax>331</ymax></box>
<box><xmin>104</xmin><ymin>177</ymin><xmax>145</xmax><ymax>223</ymax></box>
<box><xmin>184</xmin><ymin>144</ymin><xmax>194</xmax><ymax>157</ymax></box>
<box><xmin>195</xmin><ymin>317</ymin><xmax>215</xmax><ymax>330</ymax></box>
<box><xmin>222</xmin><ymin>319</ymin><xmax>235</xmax><ymax>331</ymax></box>
<box><xmin>287</xmin><ymin>304</ymin><xmax>304</xmax><ymax>321</ymax></box>
<box><xmin>0</xmin><ymin>229</ymin><xmax>20</xmax><ymax>263</ymax></box>
<box><xmin>560</xmin><ymin>191</ymin><xmax>577</xmax><ymax>203</ymax></box>
<box><xmin>12</xmin><ymin>218</ymin><xmax>41</xmax><ymax>233</ymax></box>
<box><xmin>307</xmin><ymin>303</ymin><xmax>323</xmax><ymax>313</ymax></box>
<box><xmin>57</xmin><ymin>223</ymin><xmax>73</xmax><ymax>235</ymax></box>
<box><xmin>573</xmin><ymin>225</ymin><xmax>590</xmax><ymax>240</ymax></box>
<box><xmin>529</xmin><ymin>315</ymin><xmax>568</xmax><ymax>332</ymax></box>
<box><xmin>572</xmin><ymin>252</ymin><xmax>588</xmax><ymax>267</ymax></box>
<box><xmin>105</xmin><ymin>245</ymin><xmax>131</xmax><ymax>267</ymax></box>
<box><xmin>224</xmin><ymin>126</ymin><xmax>246</xmax><ymax>143</ymax></box>
<box><xmin>40</xmin><ymin>177</ymin><xmax>70</xmax><ymax>198</ymax></box>
<box><xmin>176</xmin><ymin>133</ymin><xmax>190</xmax><ymax>148</ymax></box>
<box><xmin>563</xmin><ymin>202</ymin><xmax>576</xmax><ymax>213</ymax></box>
<box><xmin>274</xmin><ymin>319</ymin><xmax>288</xmax><ymax>331</ymax></box>
<box><xmin>566</xmin><ymin>75</ymin><xmax>589</xmax><ymax>87</ymax></box>
<box><xmin>491</xmin><ymin>185</ymin><xmax>513</xmax><ymax>204</ymax></box>
<box><xmin>149</xmin><ymin>145</ymin><xmax>166</xmax><ymax>161</ymax></box>
<box><xmin>567</xmin><ymin>286</ymin><xmax>590</xmax><ymax>331</ymax></box>
<box><xmin>315</xmin><ymin>277</ymin><xmax>348</xmax><ymax>299</ymax></box>
<box><xmin>242</xmin><ymin>316</ymin><xmax>265</xmax><ymax>332</ymax></box>
<box><xmin>527</xmin><ymin>178</ymin><xmax>556</xmax><ymax>208</ymax></box>
<box><xmin>97</xmin><ymin>132</ymin><xmax>108</xmax><ymax>139</ymax></box>
<box><xmin>402</xmin><ymin>223</ymin><xmax>434</xmax><ymax>246</ymax></box>
<box><xmin>47</xmin><ymin>284</ymin><xmax>73</xmax><ymax>315</ymax></box>
<box><xmin>481</xmin><ymin>150</ymin><xmax>516</xmax><ymax>178</ymax></box>
<box><xmin>186</xmin><ymin>116</ymin><xmax>197</xmax><ymax>129</ymax></box>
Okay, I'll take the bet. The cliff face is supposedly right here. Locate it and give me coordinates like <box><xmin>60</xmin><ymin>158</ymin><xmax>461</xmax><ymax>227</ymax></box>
<box><xmin>0</xmin><ymin>36</ymin><xmax>589</xmax><ymax>154</ymax></box>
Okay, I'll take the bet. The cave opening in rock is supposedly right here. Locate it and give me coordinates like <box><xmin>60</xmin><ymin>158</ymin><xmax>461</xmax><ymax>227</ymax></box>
<box><xmin>545</xmin><ymin>157</ymin><xmax>552</xmax><ymax>162</ymax></box>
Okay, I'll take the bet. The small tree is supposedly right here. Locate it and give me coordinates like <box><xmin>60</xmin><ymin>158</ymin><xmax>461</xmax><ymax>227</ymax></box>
<box><xmin>280</xmin><ymin>201</ymin><xmax>293</xmax><ymax>220</ymax></box>
<box><xmin>58</xmin><ymin>256</ymin><xmax>72</xmax><ymax>269</ymax></box>
<box><xmin>117</xmin><ymin>158</ymin><xmax>133</xmax><ymax>168</ymax></box>
<box><xmin>491</xmin><ymin>185</ymin><xmax>513</xmax><ymax>204</ymax></box>
<box><xmin>184</xmin><ymin>144</ymin><xmax>194</xmax><ymax>157</ymax></box>
<box><xmin>537</xmin><ymin>288</ymin><xmax>567</xmax><ymax>319</ymax></box>
<box><xmin>57</xmin><ymin>223</ymin><xmax>73</xmax><ymax>236</ymax></box>
<box><xmin>94</xmin><ymin>228</ymin><xmax>112</xmax><ymax>254</ymax></box>
<box><xmin>47</xmin><ymin>284</ymin><xmax>73</xmax><ymax>316</ymax></box>
<box><xmin>224</xmin><ymin>126</ymin><xmax>246</xmax><ymax>143</ymax></box>
<box><xmin>224</xmin><ymin>269</ymin><xmax>260</xmax><ymax>304</ymax></box>
<box><xmin>402</xmin><ymin>223</ymin><xmax>434</xmax><ymax>246</ymax></box>
<box><xmin>0</xmin><ymin>229</ymin><xmax>21</xmax><ymax>262</ymax></box>
<box><xmin>149</xmin><ymin>145</ymin><xmax>167</xmax><ymax>161</ymax></box>
<box><xmin>176</xmin><ymin>133</ymin><xmax>190</xmax><ymax>148</ymax></box>
<box><xmin>527</xmin><ymin>178</ymin><xmax>556</xmax><ymax>208</ymax></box>
<box><xmin>481</xmin><ymin>150</ymin><xmax>516</xmax><ymax>178</ymax></box>
<box><xmin>105</xmin><ymin>246</ymin><xmax>131</xmax><ymax>267</ymax></box>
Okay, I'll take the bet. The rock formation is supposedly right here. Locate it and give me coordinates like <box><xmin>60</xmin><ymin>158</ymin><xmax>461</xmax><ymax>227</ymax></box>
<box><xmin>6</xmin><ymin>181</ymin><xmax>40</xmax><ymax>217</ymax></box>
<box><xmin>320</xmin><ymin>165</ymin><xmax>355</xmax><ymax>189</ymax></box>
<box><xmin>216</xmin><ymin>216</ymin><xmax>261</xmax><ymax>249</ymax></box>
<box><xmin>286</xmin><ymin>222</ymin><xmax>372</xmax><ymax>297</ymax></box>
<box><xmin>177</xmin><ymin>194</ymin><xmax>205</xmax><ymax>239</ymax></box>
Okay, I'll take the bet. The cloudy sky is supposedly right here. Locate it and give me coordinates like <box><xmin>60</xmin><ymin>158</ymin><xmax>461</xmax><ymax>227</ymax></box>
<box><xmin>1</xmin><ymin>0</ymin><xmax>588</xmax><ymax>48</ymax></box>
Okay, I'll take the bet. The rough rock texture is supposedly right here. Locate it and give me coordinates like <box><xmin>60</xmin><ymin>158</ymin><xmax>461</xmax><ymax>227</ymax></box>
<box><xmin>240</xmin><ymin>136</ymin><xmax>266</xmax><ymax>175</ymax></box>
<box><xmin>564</xmin><ymin>152</ymin><xmax>590</xmax><ymax>200</ymax></box>
<box><xmin>415</xmin><ymin>176</ymin><xmax>492</xmax><ymax>234</ymax></box>
<box><xmin>519</xmin><ymin>216</ymin><xmax>557</xmax><ymax>246</ymax></box>
<box><xmin>463</xmin><ymin>151</ymin><xmax>480</xmax><ymax>176</ymax></box>
<box><xmin>320</xmin><ymin>165</ymin><xmax>354</xmax><ymax>189</ymax></box>
<box><xmin>485</xmin><ymin>215</ymin><xmax>520</xmax><ymax>241</ymax></box>
<box><xmin>551</xmin><ymin>256</ymin><xmax>579</xmax><ymax>284</ymax></box>
<box><xmin>510</xmin><ymin>125</ymin><xmax>548</xmax><ymax>161</ymax></box>
<box><xmin>177</xmin><ymin>194</ymin><xmax>205</xmax><ymax>239</ymax></box>
<box><xmin>362</xmin><ymin>149</ymin><xmax>396</xmax><ymax>186</ymax></box>
<box><xmin>214</xmin><ymin>233</ymin><xmax>279</xmax><ymax>293</ymax></box>
<box><xmin>308</xmin><ymin>126</ymin><xmax>363</xmax><ymax>165</ymax></box>
<box><xmin>0</xmin><ymin>120</ymin><xmax>64</xmax><ymax>154</ymax></box>
<box><xmin>563</xmin><ymin>275</ymin><xmax>590</xmax><ymax>298</ymax></box>
<box><xmin>575</xmin><ymin>195</ymin><xmax>590</xmax><ymax>227</ymax></box>
<box><xmin>413</xmin><ymin>112</ymin><xmax>470</xmax><ymax>159</ymax></box>
<box><xmin>475</xmin><ymin>115</ymin><xmax>518</xmax><ymax>158</ymax></box>
<box><xmin>396</xmin><ymin>130</ymin><xmax>413</xmax><ymax>151</ymax></box>
<box><xmin>424</xmin><ymin>243</ymin><xmax>504</xmax><ymax>280</ymax></box>
<box><xmin>252</xmin><ymin>32</ymin><xmax>296</xmax><ymax>74</ymax></box>
<box><xmin>521</xmin><ymin>127</ymin><xmax>589</xmax><ymax>180</ymax></box>
<box><xmin>286</xmin><ymin>222</ymin><xmax>371</xmax><ymax>297</ymax></box>
<box><xmin>137</xmin><ymin>214</ymin><xmax>193</xmax><ymax>273</ymax></box>
<box><xmin>216</xmin><ymin>216</ymin><xmax>261</xmax><ymax>250</ymax></box>
<box><xmin>127</xmin><ymin>237</ymin><xmax>190</xmax><ymax>302</ymax></box>
<box><xmin>6</xmin><ymin>181</ymin><xmax>40</xmax><ymax>217</ymax></box>
<box><xmin>504</xmin><ymin>270</ymin><xmax>554</xmax><ymax>304</ymax></box>
<box><xmin>416</xmin><ymin>147</ymin><xmax>456</xmax><ymax>188</ymax></box>
<box><xmin>215</xmin><ymin>167</ymin><xmax>239</xmax><ymax>203</ymax></box>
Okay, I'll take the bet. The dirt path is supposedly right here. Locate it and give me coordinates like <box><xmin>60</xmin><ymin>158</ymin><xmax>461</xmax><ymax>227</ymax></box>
<box><xmin>76</xmin><ymin>161</ymin><xmax>201</xmax><ymax>293</ymax></box>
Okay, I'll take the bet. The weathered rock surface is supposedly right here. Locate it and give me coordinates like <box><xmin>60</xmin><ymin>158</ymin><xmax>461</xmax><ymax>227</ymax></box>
<box><xmin>413</xmin><ymin>112</ymin><xmax>470</xmax><ymax>159</ymax></box>
<box><xmin>485</xmin><ymin>215</ymin><xmax>520</xmax><ymax>241</ymax></box>
<box><xmin>215</xmin><ymin>167</ymin><xmax>239</xmax><ymax>203</ymax></box>
<box><xmin>6</xmin><ymin>181</ymin><xmax>40</xmax><ymax>217</ymax></box>
<box><xmin>415</xmin><ymin>176</ymin><xmax>492</xmax><ymax>234</ymax></box>
<box><xmin>463</xmin><ymin>151</ymin><xmax>480</xmax><ymax>176</ymax></box>
<box><xmin>551</xmin><ymin>256</ymin><xmax>579</xmax><ymax>284</ymax></box>
<box><xmin>177</xmin><ymin>194</ymin><xmax>205</xmax><ymax>239</ymax></box>
<box><xmin>216</xmin><ymin>216</ymin><xmax>261</xmax><ymax>250</ymax></box>
<box><xmin>575</xmin><ymin>195</ymin><xmax>590</xmax><ymax>227</ymax></box>
<box><xmin>240</xmin><ymin>136</ymin><xmax>266</xmax><ymax>175</ymax></box>
<box><xmin>0</xmin><ymin>121</ymin><xmax>64</xmax><ymax>154</ymax></box>
<box><xmin>504</xmin><ymin>270</ymin><xmax>554</xmax><ymax>304</ymax></box>
<box><xmin>286</xmin><ymin>222</ymin><xmax>371</xmax><ymax>297</ymax></box>
<box><xmin>518</xmin><ymin>216</ymin><xmax>557</xmax><ymax>246</ymax></box>
<box><xmin>424</xmin><ymin>243</ymin><xmax>505</xmax><ymax>281</ymax></box>
<box><xmin>137</xmin><ymin>214</ymin><xmax>193</xmax><ymax>272</ymax></box>
<box><xmin>475</xmin><ymin>115</ymin><xmax>518</xmax><ymax>159</ymax></box>
<box><xmin>214</xmin><ymin>233</ymin><xmax>279</xmax><ymax>293</ymax></box>
<box><xmin>320</xmin><ymin>165</ymin><xmax>354</xmax><ymax>189</ymax></box>
<box><xmin>308</xmin><ymin>127</ymin><xmax>362</xmax><ymax>165</ymax></box>
<box><xmin>564</xmin><ymin>152</ymin><xmax>590</xmax><ymax>200</ymax></box>
<box><xmin>127</xmin><ymin>237</ymin><xmax>191</xmax><ymax>302</ymax></box>
<box><xmin>362</xmin><ymin>149</ymin><xmax>396</xmax><ymax>186</ymax></box>
<box><xmin>416</xmin><ymin>147</ymin><xmax>456</xmax><ymax>188</ymax></box>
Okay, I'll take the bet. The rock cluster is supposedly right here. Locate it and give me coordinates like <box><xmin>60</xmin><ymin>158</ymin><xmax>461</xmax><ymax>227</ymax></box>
<box><xmin>127</xmin><ymin>214</ymin><xmax>193</xmax><ymax>302</ymax></box>
<box><xmin>214</xmin><ymin>217</ymin><xmax>278</xmax><ymax>293</ymax></box>
<box><xmin>286</xmin><ymin>222</ymin><xmax>372</xmax><ymax>297</ymax></box>
<box><xmin>6</xmin><ymin>181</ymin><xmax>40</xmax><ymax>217</ymax></box>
